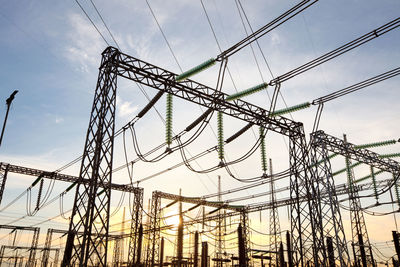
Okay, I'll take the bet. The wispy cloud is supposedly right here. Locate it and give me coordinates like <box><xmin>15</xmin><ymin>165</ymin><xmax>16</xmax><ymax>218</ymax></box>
<box><xmin>63</xmin><ymin>12</ymin><xmax>105</xmax><ymax>73</ymax></box>
<box><xmin>116</xmin><ymin>96</ymin><xmax>138</xmax><ymax>118</ymax></box>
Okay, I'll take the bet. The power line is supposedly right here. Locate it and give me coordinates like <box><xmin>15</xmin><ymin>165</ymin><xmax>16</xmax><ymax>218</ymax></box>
<box><xmin>73</xmin><ymin>0</ymin><xmax>110</xmax><ymax>46</ymax></box>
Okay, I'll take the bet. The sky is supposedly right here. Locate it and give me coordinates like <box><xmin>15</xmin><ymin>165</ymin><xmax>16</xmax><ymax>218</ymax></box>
<box><xmin>0</xmin><ymin>0</ymin><xmax>399</xmax><ymax>264</ymax></box>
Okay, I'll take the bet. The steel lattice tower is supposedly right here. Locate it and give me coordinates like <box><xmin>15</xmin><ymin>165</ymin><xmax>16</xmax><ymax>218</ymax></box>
<box><xmin>147</xmin><ymin>191</ymin><xmax>162</xmax><ymax>266</ymax></box>
<box><xmin>127</xmin><ymin>187</ymin><xmax>144</xmax><ymax>265</ymax></box>
<box><xmin>343</xmin><ymin>134</ymin><xmax>374</xmax><ymax>267</ymax></box>
<box><xmin>289</xmin><ymin>126</ymin><xmax>324</xmax><ymax>266</ymax></box>
<box><xmin>0</xmin><ymin>163</ymin><xmax>9</xmax><ymax>205</ymax></box>
<box><xmin>268</xmin><ymin>159</ymin><xmax>282</xmax><ymax>265</ymax></box>
<box><xmin>310</xmin><ymin>132</ymin><xmax>350</xmax><ymax>266</ymax></box>
<box><xmin>62</xmin><ymin>47</ymin><xmax>118</xmax><ymax>266</ymax></box>
<box><xmin>215</xmin><ymin>175</ymin><xmax>226</xmax><ymax>265</ymax></box>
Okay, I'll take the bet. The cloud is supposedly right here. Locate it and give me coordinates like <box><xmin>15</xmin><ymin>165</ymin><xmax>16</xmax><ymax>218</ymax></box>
<box><xmin>116</xmin><ymin>96</ymin><xmax>138</xmax><ymax>118</ymax></box>
<box><xmin>63</xmin><ymin>13</ymin><xmax>105</xmax><ymax>73</ymax></box>
<box><xmin>55</xmin><ymin>117</ymin><xmax>64</xmax><ymax>124</ymax></box>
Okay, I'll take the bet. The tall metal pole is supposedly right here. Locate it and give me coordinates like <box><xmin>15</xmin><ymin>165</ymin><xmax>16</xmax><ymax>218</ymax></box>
<box><xmin>0</xmin><ymin>90</ymin><xmax>18</xmax><ymax>147</ymax></box>
<box><xmin>286</xmin><ymin>231</ymin><xmax>293</xmax><ymax>267</ymax></box>
<box><xmin>194</xmin><ymin>231</ymin><xmax>199</xmax><ymax>267</ymax></box>
<box><xmin>238</xmin><ymin>224</ymin><xmax>246</xmax><ymax>267</ymax></box>
<box><xmin>393</xmin><ymin>231</ymin><xmax>400</xmax><ymax>263</ymax></box>
<box><xmin>177</xmin><ymin>189</ymin><xmax>183</xmax><ymax>267</ymax></box>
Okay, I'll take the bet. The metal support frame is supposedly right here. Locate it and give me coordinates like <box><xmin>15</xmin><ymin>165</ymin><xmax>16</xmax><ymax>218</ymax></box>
<box><xmin>0</xmin><ymin>162</ymin><xmax>141</xmax><ymax>194</ymax></box>
<box><xmin>0</xmin><ymin>163</ymin><xmax>9</xmax><ymax>205</ymax></box>
<box><xmin>127</xmin><ymin>187</ymin><xmax>144</xmax><ymax>265</ymax></box>
<box><xmin>289</xmin><ymin>127</ymin><xmax>323</xmax><ymax>266</ymax></box>
<box><xmin>240</xmin><ymin>210</ymin><xmax>251</xmax><ymax>265</ymax></box>
<box><xmin>42</xmin><ymin>228</ymin><xmax>67</xmax><ymax>267</ymax></box>
<box><xmin>310</xmin><ymin>130</ymin><xmax>400</xmax><ymax>266</ymax></box>
<box><xmin>310</xmin><ymin>132</ymin><xmax>350</xmax><ymax>266</ymax></box>
<box><xmin>0</xmin><ymin>225</ymin><xmax>39</xmax><ymax>267</ymax></box>
<box><xmin>62</xmin><ymin>47</ymin><xmax>118</xmax><ymax>266</ymax></box>
<box><xmin>269</xmin><ymin>158</ymin><xmax>282</xmax><ymax>264</ymax></box>
<box><xmin>147</xmin><ymin>191</ymin><xmax>162</xmax><ymax>266</ymax></box>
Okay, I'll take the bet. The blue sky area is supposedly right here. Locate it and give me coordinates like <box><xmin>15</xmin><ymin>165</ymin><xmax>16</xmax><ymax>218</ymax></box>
<box><xmin>0</xmin><ymin>0</ymin><xmax>399</xmax><ymax>262</ymax></box>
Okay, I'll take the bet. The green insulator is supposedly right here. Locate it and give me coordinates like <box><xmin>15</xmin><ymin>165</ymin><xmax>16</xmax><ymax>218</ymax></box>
<box><xmin>166</xmin><ymin>93</ymin><xmax>173</xmax><ymax>146</ymax></box>
<box><xmin>380</xmin><ymin>152</ymin><xmax>400</xmax><ymax>159</ymax></box>
<box><xmin>354</xmin><ymin>170</ymin><xmax>384</xmax><ymax>184</ymax></box>
<box><xmin>312</xmin><ymin>153</ymin><xmax>338</xmax><ymax>168</ymax></box>
<box><xmin>217</xmin><ymin>111</ymin><xmax>224</xmax><ymax>160</ymax></box>
<box><xmin>370</xmin><ymin>166</ymin><xmax>378</xmax><ymax>201</ymax></box>
<box><xmin>259</xmin><ymin>127</ymin><xmax>267</xmax><ymax>173</ymax></box>
<box><xmin>345</xmin><ymin>156</ymin><xmax>353</xmax><ymax>191</ymax></box>
<box><xmin>66</xmin><ymin>182</ymin><xmax>78</xmax><ymax>193</ymax></box>
<box><xmin>175</xmin><ymin>58</ymin><xmax>216</xmax><ymax>82</ymax></box>
<box><xmin>395</xmin><ymin>174</ymin><xmax>400</xmax><ymax>207</ymax></box>
<box><xmin>271</xmin><ymin>102</ymin><xmax>310</xmax><ymax>117</ymax></box>
<box><xmin>332</xmin><ymin>162</ymin><xmax>362</xmax><ymax>177</ymax></box>
<box><xmin>226</xmin><ymin>82</ymin><xmax>268</xmax><ymax>101</ymax></box>
<box><xmin>354</xmin><ymin>139</ymin><xmax>396</xmax><ymax>150</ymax></box>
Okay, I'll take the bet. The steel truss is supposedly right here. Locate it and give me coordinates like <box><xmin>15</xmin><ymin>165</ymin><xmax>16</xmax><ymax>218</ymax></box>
<box><xmin>0</xmin><ymin>163</ymin><xmax>9</xmax><ymax>205</ymax></box>
<box><xmin>269</xmin><ymin>159</ymin><xmax>282</xmax><ymax>266</ymax></box>
<box><xmin>310</xmin><ymin>133</ymin><xmax>350</xmax><ymax>266</ymax></box>
<box><xmin>0</xmin><ymin>225</ymin><xmax>40</xmax><ymax>267</ymax></box>
<box><xmin>107</xmin><ymin>46</ymin><xmax>318</xmax><ymax>264</ymax></box>
<box><xmin>58</xmin><ymin>46</ymin><xmax>325</xmax><ymax>265</ymax></box>
<box><xmin>311</xmin><ymin>130</ymin><xmax>400</xmax><ymax>266</ymax></box>
<box><xmin>127</xmin><ymin>186</ymin><xmax>144</xmax><ymax>265</ymax></box>
<box><xmin>146</xmin><ymin>190</ymin><xmax>245</xmax><ymax>266</ymax></box>
<box><xmin>62</xmin><ymin>48</ymin><xmax>118</xmax><ymax>266</ymax></box>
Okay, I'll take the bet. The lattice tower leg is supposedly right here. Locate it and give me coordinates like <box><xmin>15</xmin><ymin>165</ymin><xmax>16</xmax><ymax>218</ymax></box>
<box><xmin>343</xmin><ymin>135</ymin><xmax>374</xmax><ymax>266</ymax></box>
<box><xmin>128</xmin><ymin>188</ymin><xmax>144</xmax><ymax>265</ymax></box>
<box><xmin>289</xmin><ymin>126</ymin><xmax>324</xmax><ymax>266</ymax></box>
<box><xmin>27</xmin><ymin>227</ymin><xmax>40</xmax><ymax>267</ymax></box>
<box><xmin>41</xmin><ymin>228</ymin><xmax>53</xmax><ymax>267</ymax></box>
<box><xmin>61</xmin><ymin>47</ymin><xmax>118</xmax><ymax>266</ymax></box>
<box><xmin>310</xmin><ymin>137</ymin><xmax>350</xmax><ymax>266</ymax></box>
<box><xmin>240</xmin><ymin>210</ymin><xmax>251</xmax><ymax>266</ymax></box>
<box><xmin>146</xmin><ymin>192</ymin><xmax>161</xmax><ymax>266</ymax></box>
<box><xmin>0</xmin><ymin>163</ymin><xmax>9</xmax><ymax>206</ymax></box>
<box><xmin>269</xmin><ymin>159</ymin><xmax>282</xmax><ymax>265</ymax></box>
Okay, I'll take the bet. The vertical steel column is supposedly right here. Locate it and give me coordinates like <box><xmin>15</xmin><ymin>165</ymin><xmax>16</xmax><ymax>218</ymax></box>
<box><xmin>326</xmin><ymin>237</ymin><xmax>335</xmax><ymax>267</ymax></box>
<box><xmin>310</xmin><ymin>132</ymin><xmax>350</xmax><ymax>266</ymax></box>
<box><xmin>343</xmin><ymin>134</ymin><xmax>374</xmax><ymax>266</ymax></box>
<box><xmin>201</xmin><ymin>242</ymin><xmax>208</xmax><ymax>267</ymax></box>
<box><xmin>41</xmin><ymin>229</ymin><xmax>53</xmax><ymax>267</ymax></box>
<box><xmin>128</xmin><ymin>188</ymin><xmax>144</xmax><ymax>265</ymax></box>
<box><xmin>289</xmin><ymin>125</ymin><xmax>322</xmax><ymax>266</ymax></box>
<box><xmin>0</xmin><ymin>163</ymin><xmax>9</xmax><ymax>206</ymax></box>
<box><xmin>286</xmin><ymin>231</ymin><xmax>293</xmax><ymax>267</ymax></box>
<box><xmin>159</xmin><ymin>237</ymin><xmax>164</xmax><ymax>267</ymax></box>
<box><xmin>62</xmin><ymin>47</ymin><xmax>118</xmax><ymax>267</ymax></box>
<box><xmin>278</xmin><ymin>242</ymin><xmax>284</xmax><ymax>267</ymax></box>
<box><xmin>136</xmin><ymin>224</ymin><xmax>143</xmax><ymax>266</ymax></box>
<box><xmin>147</xmin><ymin>191</ymin><xmax>161</xmax><ymax>266</ymax></box>
<box><xmin>27</xmin><ymin>227</ymin><xmax>40</xmax><ymax>267</ymax></box>
<box><xmin>238</xmin><ymin>224</ymin><xmax>246</xmax><ymax>267</ymax></box>
<box><xmin>194</xmin><ymin>231</ymin><xmax>199</xmax><ymax>267</ymax></box>
<box><xmin>393</xmin><ymin>231</ymin><xmax>400</xmax><ymax>263</ymax></box>
<box><xmin>240</xmin><ymin>210</ymin><xmax>250</xmax><ymax>264</ymax></box>
<box><xmin>177</xmin><ymin>199</ymin><xmax>183</xmax><ymax>267</ymax></box>
<box><xmin>269</xmin><ymin>158</ymin><xmax>281</xmax><ymax>264</ymax></box>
